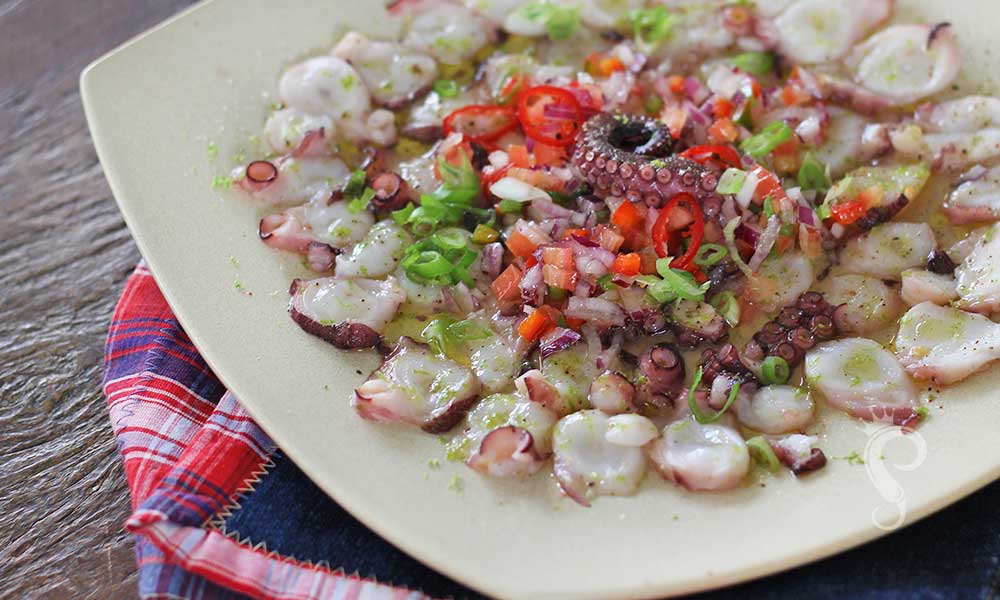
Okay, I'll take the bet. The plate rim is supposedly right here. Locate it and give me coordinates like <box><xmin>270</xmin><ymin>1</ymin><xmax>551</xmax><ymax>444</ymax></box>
<box><xmin>80</xmin><ymin>2</ymin><xmax>1000</xmax><ymax>598</ymax></box>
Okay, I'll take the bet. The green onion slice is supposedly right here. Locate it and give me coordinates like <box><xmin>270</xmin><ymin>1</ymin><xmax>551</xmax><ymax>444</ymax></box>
<box><xmin>695</xmin><ymin>243</ymin><xmax>728</xmax><ymax>268</ymax></box>
<box><xmin>797</xmin><ymin>151</ymin><xmax>830</xmax><ymax>191</ymax></box>
<box><xmin>761</xmin><ymin>356</ymin><xmax>791</xmax><ymax>385</ymax></box>
<box><xmin>730</xmin><ymin>51</ymin><xmax>775</xmax><ymax>76</ymax></box>
<box><xmin>740</xmin><ymin>121</ymin><xmax>793</xmax><ymax>159</ymax></box>
<box><xmin>716</xmin><ymin>168</ymin><xmax>747</xmax><ymax>195</ymax></box>
<box><xmin>687</xmin><ymin>366</ymin><xmax>742</xmax><ymax>424</ymax></box>
<box><xmin>709</xmin><ymin>291</ymin><xmax>741</xmax><ymax>326</ymax></box>
<box><xmin>747</xmin><ymin>436</ymin><xmax>781</xmax><ymax>471</ymax></box>
<box><xmin>433</xmin><ymin>79</ymin><xmax>460</xmax><ymax>98</ymax></box>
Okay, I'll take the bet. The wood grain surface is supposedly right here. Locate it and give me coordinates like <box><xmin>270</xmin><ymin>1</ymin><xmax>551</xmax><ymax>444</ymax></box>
<box><xmin>0</xmin><ymin>2</ymin><xmax>196</xmax><ymax>598</ymax></box>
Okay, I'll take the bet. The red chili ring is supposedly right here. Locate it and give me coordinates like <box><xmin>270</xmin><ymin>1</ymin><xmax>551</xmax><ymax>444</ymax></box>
<box><xmin>651</xmin><ymin>192</ymin><xmax>705</xmax><ymax>272</ymax></box>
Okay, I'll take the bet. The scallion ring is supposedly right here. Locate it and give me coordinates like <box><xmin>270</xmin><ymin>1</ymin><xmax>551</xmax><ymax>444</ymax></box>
<box><xmin>747</xmin><ymin>436</ymin><xmax>781</xmax><ymax>471</ymax></box>
<box><xmin>761</xmin><ymin>356</ymin><xmax>791</xmax><ymax>385</ymax></box>
<box><xmin>687</xmin><ymin>366</ymin><xmax>741</xmax><ymax>424</ymax></box>
<box><xmin>694</xmin><ymin>243</ymin><xmax>728</xmax><ymax>268</ymax></box>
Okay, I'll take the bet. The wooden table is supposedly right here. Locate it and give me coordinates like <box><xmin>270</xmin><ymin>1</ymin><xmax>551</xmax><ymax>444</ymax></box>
<box><xmin>0</xmin><ymin>2</ymin><xmax>196</xmax><ymax>597</ymax></box>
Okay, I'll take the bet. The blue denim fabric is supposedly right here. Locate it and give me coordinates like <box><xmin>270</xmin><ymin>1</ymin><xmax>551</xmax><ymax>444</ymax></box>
<box><xmin>223</xmin><ymin>452</ymin><xmax>1000</xmax><ymax>599</ymax></box>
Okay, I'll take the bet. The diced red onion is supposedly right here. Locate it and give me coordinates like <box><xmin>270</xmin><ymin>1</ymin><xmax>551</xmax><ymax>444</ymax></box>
<box><xmin>797</xmin><ymin>206</ymin><xmax>817</xmax><ymax>226</ymax></box>
<box><xmin>528</xmin><ymin>196</ymin><xmax>575</xmax><ymax>220</ymax></box>
<box><xmin>519</xmin><ymin>264</ymin><xmax>545</xmax><ymax>306</ymax></box>
<box><xmin>482</xmin><ymin>242</ymin><xmax>503</xmax><ymax>280</ymax></box>
<box><xmin>565</xmin><ymin>297</ymin><xmax>625</xmax><ymax>327</ymax></box>
<box><xmin>684</xmin><ymin>77</ymin><xmax>710</xmax><ymax>104</ymax></box>
<box><xmin>749</xmin><ymin>215</ymin><xmax>781</xmax><ymax>272</ymax></box>
<box><xmin>574</xmin><ymin>278</ymin><xmax>595</xmax><ymax>298</ymax></box>
<box><xmin>539</xmin><ymin>327</ymin><xmax>582</xmax><ymax>359</ymax></box>
<box><xmin>543</xmin><ymin>103</ymin><xmax>578</xmax><ymax>120</ymax></box>
<box><xmin>736</xmin><ymin>223</ymin><xmax>760</xmax><ymax>246</ymax></box>
<box><xmin>736</xmin><ymin>168</ymin><xmax>759</xmax><ymax>208</ymax></box>
<box><xmin>684</xmin><ymin>100</ymin><xmax>710</xmax><ymax>126</ymax></box>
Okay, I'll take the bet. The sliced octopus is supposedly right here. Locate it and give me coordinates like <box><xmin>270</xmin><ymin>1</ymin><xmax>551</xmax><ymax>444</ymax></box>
<box><xmin>734</xmin><ymin>385</ymin><xmax>815</xmax><ymax>435</ymax></box>
<box><xmin>334</xmin><ymin>220</ymin><xmax>412</xmax><ymax>279</ymax></box>
<box><xmin>647</xmin><ymin>417</ymin><xmax>750</xmax><ymax>492</ymax></box>
<box><xmin>946</xmin><ymin>165</ymin><xmax>1000</xmax><ymax>224</ymax></box>
<box><xmin>805</xmin><ymin>338</ymin><xmax>921</xmax><ymax>427</ymax></box>
<box><xmin>954</xmin><ymin>224</ymin><xmax>1000</xmax><ymax>314</ymax></box>
<box><xmin>895</xmin><ymin>302</ymin><xmax>1000</xmax><ymax>385</ymax></box>
<box><xmin>823</xmin><ymin>274</ymin><xmax>903</xmax><ymax>336</ymax></box>
<box><xmin>838</xmin><ymin>222</ymin><xmax>936</xmax><ymax>281</ymax></box>
<box><xmin>552</xmin><ymin>410</ymin><xmax>648</xmax><ymax>506</ymax></box>
<box><xmin>289</xmin><ymin>276</ymin><xmax>405</xmax><ymax>350</ymax></box>
<box><xmin>332</xmin><ymin>32</ymin><xmax>438</xmax><ymax>108</ymax></box>
<box><xmin>460</xmin><ymin>392</ymin><xmax>558</xmax><ymax>477</ymax></box>
<box><xmin>353</xmin><ymin>336</ymin><xmax>480</xmax><ymax>433</ymax></box>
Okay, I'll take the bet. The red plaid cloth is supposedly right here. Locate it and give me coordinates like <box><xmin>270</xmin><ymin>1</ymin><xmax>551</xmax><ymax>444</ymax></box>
<box><xmin>104</xmin><ymin>264</ymin><xmax>429</xmax><ymax>600</ymax></box>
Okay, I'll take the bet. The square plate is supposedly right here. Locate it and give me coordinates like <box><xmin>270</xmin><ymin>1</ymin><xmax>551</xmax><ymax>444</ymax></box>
<box><xmin>82</xmin><ymin>1</ymin><xmax>1000</xmax><ymax>597</ymax></box>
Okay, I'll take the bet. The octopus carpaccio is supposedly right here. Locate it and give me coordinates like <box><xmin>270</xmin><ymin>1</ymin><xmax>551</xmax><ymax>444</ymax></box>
<box><xmin>227</xmin><ymin>0</ymin><xmax>1000</xmax><ymax>506</ymax></box>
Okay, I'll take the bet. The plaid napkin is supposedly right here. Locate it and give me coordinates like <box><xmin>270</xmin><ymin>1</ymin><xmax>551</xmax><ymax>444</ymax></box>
<box><xmin>105</xmin><ymin>264</ymin><xmax>1000</xmax><ymax>600</ymax></box>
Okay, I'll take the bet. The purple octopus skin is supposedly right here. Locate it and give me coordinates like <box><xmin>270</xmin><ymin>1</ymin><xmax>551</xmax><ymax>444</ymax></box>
<box><xmin>636</xmin><ymin>343</ymin><xmax>689</xmax><ymax>413</ymax></box>
<box><xmin>571</xmin><ymin>112</ymin><xmax>722</xmax><ymax>207</ymax></box>
<box><xmin>289</xmin><ymin>308</ymin><xmax>382</xmax><ymax>350</ymax></box>
<box><xmin>287</xmin><ymin>278</ymin><xmax>382</xmax><ymax>350</ymax></box>
<box><xmin>743</xmin><ymin>292</ymin><xmax>840</xmax><ymax>370</ymax></box>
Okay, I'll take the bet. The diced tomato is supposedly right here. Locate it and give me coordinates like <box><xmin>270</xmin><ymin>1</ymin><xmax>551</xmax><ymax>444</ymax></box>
<box><xmin>781</xmin><ymin>84</ymin><xmax>811</xmax><ymax>107</ymax></box>
<box><xmin>667</xmin><ymin>75</ymin><xmax>685</xmax><ymax>95</ymax></box>
<box><xmin>750</xmin><ymin>165</ymin><xmax>790</xmax><ymax>206</ymax></box>
<box><xmin>830</xmin><ymin>200</ymin><xmax>867</xmax><ymax>225</ymax></box>
<box><xmin>638</xmin><ymin>246</ymin><xmax>659</xmax><ymax>274</ymax></box>
<box><xmin>491</xmin><ymin>265</ymin><xmax>523</xmax><ymax>301</ymax></box>
<box><xmin>594</xmin><ymin>224</ymin><xmax>625</xmax><ymax>253</ymax></box>
<box><xmin>612</xmin><ymin>253</ymin><xmax>641</xmax><ymax>276</ymax></box>
<box><xmin>505</xmin><ymin>166</ymin><xmax>567</xmax><ymax>192</ymax></box>
<box><xmin>830</xmin><ymin>188</ymin><xmax>882</xmax><ymax>226</ymax></box>
<box><xmin>443</xmin><ymin>105</ymin><xmax>519</xmax><ymax>144</ymax></box>
<box><xmin>713</xmin><ymin>98</ymin><xmax>734</xmax><ymax>119</ymax></box>
<box><xmin>562</xmin><ymin>228</ymin><xmax>588</xmax><ymax>240</ymax></box>
<box><xmin>508</xmin><ymin>144</ymin><xmax>532</xmax><ymax>168</ymax></box>
<box><xmin>679</xmin><ymin>144</ymin><xmax>743</xmax><ymax>170</ymax></box>
<box><xmin>533</xmin><ymin>142</ymin><xmax>567</xmax><ymax>167</ymax></box>
<box><xmin>585</xmin><ymin>52</ymin><xmax>625</xmax><ymax>77</ymax></box>
<box><xmin>541</xmin><ymin>246</ymin><xmax>575</xmax><ymax>269</ymax></box>
<box><xmin>611</xmin><ymin>201</ymin><xmax>643</xmax><ymax>232</ymax></box>
<box><xmin>505</xmin><ymin>231</ymin><xmax>538</xmax><ymax>260</ymax></box>
<box><xmin>708</xmin><ymin>118</ymin><xmax>739</xmax><ymax>143</ymax></box>
<box><xmin>773</xmin><ymin>137</ymin><xmax>801</xmax><ymax>175</ymax></box>
<box><xmin>542</xmin><ymin>264</ymin><xmax>578</xmax><ymax>290</ymax></box>
<box><xmin>565</xmin><ymin>316</ymin><xmax>586</xmax><ymax>330</ymax></box>
<box><xmin>799</xmin><ymin>224</ymin><xmax>823</xmax><ymax>258</ymax></box>
<box><xmin>518</xmin><ymin>305</ymin><xmax>558</xmax><ymax>342</ymax></box>
<box><xmin>434</xmin><ymin>133</ymin><xmax>475</xmax><ymax>180</ymax></box>
<box><xmin>775</xmin><ymin>234</ymin><xmax>794</xmax><ymax>255</ymax></box>
<box><xmin>660</xmin><ymin>106</ymin><xmax>686</xmax><ymax>140</ymax></box>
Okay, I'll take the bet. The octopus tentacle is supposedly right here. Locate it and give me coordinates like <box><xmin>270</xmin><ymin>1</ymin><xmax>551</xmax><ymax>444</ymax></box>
<box><xmin>571</xmin><ymin>113</ymin><xmax>722</xmax><ymax>207</ymax></box>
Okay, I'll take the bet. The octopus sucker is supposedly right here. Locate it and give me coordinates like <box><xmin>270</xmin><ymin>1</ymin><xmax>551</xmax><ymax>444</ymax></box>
<box><xmin>572</xmin><ymin>113</ymin><xmax>722</xmax><ymax>208</ymax></box>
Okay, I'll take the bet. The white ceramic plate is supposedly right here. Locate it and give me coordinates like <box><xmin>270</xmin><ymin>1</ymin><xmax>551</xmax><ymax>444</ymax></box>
<box><xmin>82</xmin><ymin>1</ymin><xmax>1000</xmax><ymax>597</ymax></box>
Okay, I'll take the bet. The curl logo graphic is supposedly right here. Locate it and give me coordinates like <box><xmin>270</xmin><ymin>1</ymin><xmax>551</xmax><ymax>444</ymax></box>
<box><xmin>859</xmin><ymin>421</ymin><xmax>928</xmax><ymax>531</ymax></box>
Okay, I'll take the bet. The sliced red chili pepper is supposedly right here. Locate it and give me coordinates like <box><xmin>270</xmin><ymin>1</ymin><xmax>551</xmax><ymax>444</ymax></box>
<box><xmin>652</xmin><ymin>192</ymin><xmax>705</xmax><ymax>273</ymax></box>
<box><xmin>497</xmin><ymin>73</ymin><xmax>530</xmax><ymax>106</ymax></box>
<box><xmin>678</xmin><ymin>144</ymin><xmax>743</xmax><ymax>170</ymax></box>
<box><xmin>443</xmin><ymin>105</ymin><xmax>519</xmax><ymax>144</ymax></box>
<box><xmin>517</xmin><ymin>85</ymin><xmax>583</xmax><ymax>147</ymax></box>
